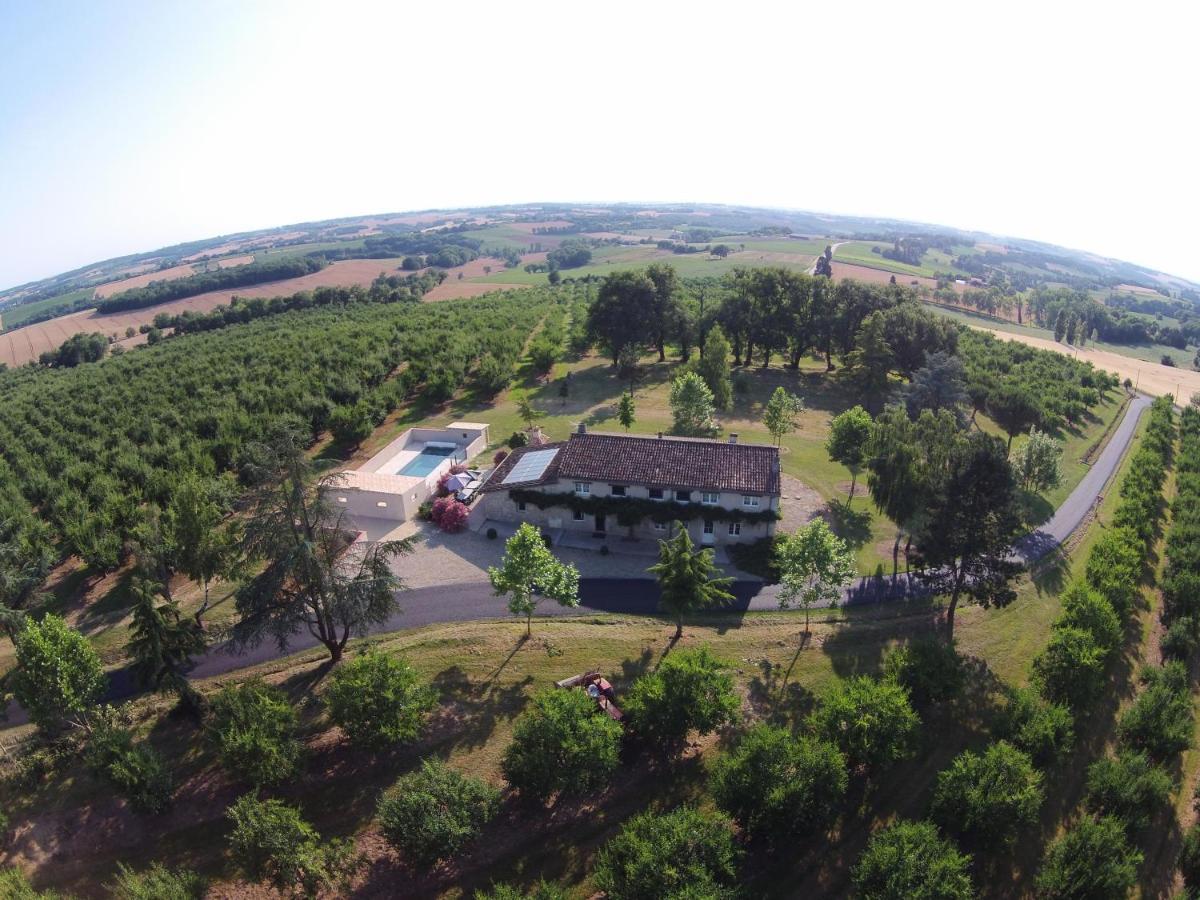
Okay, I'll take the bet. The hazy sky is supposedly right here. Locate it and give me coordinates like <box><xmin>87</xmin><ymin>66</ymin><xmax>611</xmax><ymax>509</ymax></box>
<box><xmin>1</xmin><ymin>0</ymin><xmax>1197</xmax><ymax>289</ymax></box>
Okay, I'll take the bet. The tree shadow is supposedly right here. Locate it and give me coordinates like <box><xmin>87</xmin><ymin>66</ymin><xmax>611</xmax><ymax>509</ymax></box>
<box><xmin>746</xmin><ymin>650</ymin><xmax>817</xmax><ymax>728</ymax></box>
<box><xmin>617</xmin><ymin>647</ymin><xmax>653</xmax><ymax>686</ymax></box>
<box><xmin>824</xmin><ymin>501</ymin><xmax>873</xmax><ymax>550</ymax></box>
<box><xmin>426</xmin><ymin>664</ymin><xmax>535</xmax><ymax>754</ymax></box>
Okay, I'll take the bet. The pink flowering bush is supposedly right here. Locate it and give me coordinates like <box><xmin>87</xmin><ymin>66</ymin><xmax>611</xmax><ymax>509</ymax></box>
<box><xmin>431</xmin><ymin>497</ymin><xmax>469</xmax><ymax>533</ymax></box>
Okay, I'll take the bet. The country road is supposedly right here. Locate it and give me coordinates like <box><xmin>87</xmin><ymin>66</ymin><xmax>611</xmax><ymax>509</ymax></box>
<box><xmin>0</xmin><ymin>392</ymin><xmax>1149</xmax><ymax>725</ymax></box>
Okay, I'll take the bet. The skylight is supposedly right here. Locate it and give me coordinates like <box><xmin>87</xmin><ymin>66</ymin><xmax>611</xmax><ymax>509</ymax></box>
<box><xmin>502</xmin><ymin>448</ymin><xmax>559</xmax><ymax>485</ymax></box>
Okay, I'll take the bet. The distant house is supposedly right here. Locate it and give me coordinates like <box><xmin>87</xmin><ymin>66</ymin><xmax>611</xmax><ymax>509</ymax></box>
<box><xmin>476</xmin><ymin>426</ymin><xmax>781</xmax><ymax>546</ymax></box>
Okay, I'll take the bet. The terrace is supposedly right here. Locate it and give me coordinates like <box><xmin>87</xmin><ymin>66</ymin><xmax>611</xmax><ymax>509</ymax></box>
<box><xmin>329</xmin><ymin>422</ymin><xmax>489</xmax><ymax>533</ymax></box>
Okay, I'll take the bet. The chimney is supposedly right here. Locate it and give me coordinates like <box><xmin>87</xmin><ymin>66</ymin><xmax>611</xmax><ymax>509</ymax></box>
<box><xmin>657</xmin><ymin>431</ymin><xmax>664</xmax><ymax>440</ymax></box>
<box><xmin>577</xmin><ymin>422</ymin><xmax>587</xmax><ymax>434</ymax></box>
<box><xmin>728</xmin><ymin>433</ymin><xmax>739</xmax><ymax>444</ymax></box>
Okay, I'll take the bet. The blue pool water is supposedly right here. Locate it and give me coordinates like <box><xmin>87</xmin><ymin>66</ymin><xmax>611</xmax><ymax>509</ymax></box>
<box><xmin>399</xmin><ymin>445</ymin><xmax>456</xmax><ymax>477</ymax></box>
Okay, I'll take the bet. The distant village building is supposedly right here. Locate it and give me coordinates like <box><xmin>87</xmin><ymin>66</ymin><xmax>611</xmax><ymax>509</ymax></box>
<box><xmin>475</xmin><ymin>426</ymin><xmax>781</xmax><ymax>546</ymax></box>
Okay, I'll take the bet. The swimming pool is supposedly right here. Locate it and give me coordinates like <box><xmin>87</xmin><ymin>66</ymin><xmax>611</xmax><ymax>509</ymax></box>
<box><xmin>398</xmin><ymin>444</ymin><xmax>457</xmax><ymax>477</ymax></box>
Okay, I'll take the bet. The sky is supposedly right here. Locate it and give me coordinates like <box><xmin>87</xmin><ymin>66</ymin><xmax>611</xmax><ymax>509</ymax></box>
<box><xmin>1</xmin><ymin>0</ymin><xmax>1198</xmax><ymax>289</ymax></box>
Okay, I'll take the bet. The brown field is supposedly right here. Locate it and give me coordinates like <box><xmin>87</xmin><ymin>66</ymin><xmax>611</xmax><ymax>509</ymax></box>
<box><xmin>1115</xmin><ymin>283</ymin><xmax>1163</xmax><ymax>296</ymax></box>
<box><xmin>977</xmin><ymin>325</ymin><xmax>1200</xmax><ymax>401</ymax></box>
<box><xmin>93</xmin><ymin>255</ymin><xmax>254</xmax><ymax>298</ymax></box>
<box><xmin>0</xmin><ymin>256</ymin><xmax>518</xmax><ymax>368</ymax></box>
<box><xmin>832</xmin><ymin>261</ymin><xmax>941</xmax><ymax>289</ymax></box>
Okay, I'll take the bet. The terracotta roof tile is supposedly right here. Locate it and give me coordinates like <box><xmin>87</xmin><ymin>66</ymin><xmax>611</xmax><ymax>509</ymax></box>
<box><xmin>561</xmin><ymin>432</ymin><xmax>779</xmax><ymax>495</ymax></box>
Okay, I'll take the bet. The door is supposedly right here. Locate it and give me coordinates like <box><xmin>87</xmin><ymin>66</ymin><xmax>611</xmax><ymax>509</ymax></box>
<box><xmin>702</xmin><ymin>520</ymin><xmax>715</xmax><ymax>545</ymax></box>
<box><xmin>595</xmin><ymin>514</ymin><xmax>606</xmax><ymax>534</ymax></box>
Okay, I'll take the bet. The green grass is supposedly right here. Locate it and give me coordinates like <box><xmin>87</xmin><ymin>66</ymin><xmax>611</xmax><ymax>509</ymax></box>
<box><xmin>255</xmin><ymin>238</ymin><xmax>366</xmax><ymax>260</ymax></box>
<box><xmin>1</xmin><ymin>286</ymin><xmax>95</xmax><ymax>330</ymax></box>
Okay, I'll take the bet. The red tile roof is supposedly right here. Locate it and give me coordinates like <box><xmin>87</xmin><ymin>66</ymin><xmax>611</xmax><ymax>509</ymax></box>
<box><xmin>484</xmin><ymin>432</ymin><xmax>780</xmax><ymax>496</ymax></box>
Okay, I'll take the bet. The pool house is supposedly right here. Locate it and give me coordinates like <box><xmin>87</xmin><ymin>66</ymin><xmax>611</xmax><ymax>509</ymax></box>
<box><xmin>330</xmin><ymin>422</ymin><xmax>489</xmax><ymax>524</ymax></box>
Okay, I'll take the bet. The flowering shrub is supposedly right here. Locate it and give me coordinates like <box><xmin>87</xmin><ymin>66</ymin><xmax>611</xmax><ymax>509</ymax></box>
<box><xmin>431</xmin><ymin>497</ymin><xmax>469</xmax><ymax>533</ymax></box>
<box><xmin>493</xmin><ymin>449</ymin><xmax>509</xmax><ymax>466</ymax></box>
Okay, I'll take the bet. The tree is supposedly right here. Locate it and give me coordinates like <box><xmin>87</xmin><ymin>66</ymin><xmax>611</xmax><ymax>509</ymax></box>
<box><xmin>814</xmin><ymin>245</ymin><xmax>833</xmax><ymax>278</ymax></box>
<box><xmin>989</xmin><ymin>381</ymin><xmax>1043</xmax><ymax>450</ymax></box>
<box><xmin>1085</xmin><ymin>751</ymin><xmax>1172</xmax><ymax>831</ymax></box>
<box><xmin>1085</xmin><ymin>525</ymin><xmax>1143</xmax><ymax>616</ymax></box>
<box><xmin>623</xmin><ymin>646</ymin><xmax>740</xmax><ymax>748</ymax></box>
<box><xmin>914</xmin><ymin>431</ymin><xmax>1021</xmax><ymax>640</ymax></box>
<box><xmin>648</xmin><ymin>524</ymin><xmax>734</xmax><ymax>640</ymax></box>
<box><xmin>231</xmin><ymin>421</ymin><xmax>413</xmax><ymax>663</ymax></box>
<box><xmin>852</xmin><ymin>820</ymin><xmax>974</xmax><ymax>900</ymax></box>
<box><xmin>85</xmin><ymin>717</ymin><xmax>174</xmax><ymax>813</ymax></box>
<box><xmin>709</xmin><ymin>724</ymin><xmax>847</xmax><ymax>844</ymax></box>
<box><xmin>807</xmin><ymin>676</ymin><xmax>917</xmax><ymax>771</ymax></box>
<box><xmin>227</xmin><ymin>794</ymin><xmax>357</xmax><ymax>896</ymax></box>
<box><xmin>1010</xmin><ymin>427</ymin><xmax>1063</xmax><ymax>492</ymax></box>
<box><xmin>488</xmin><ymin>523</ymin><xmax>580</xmax><ymax>635</ymax></box>
<box><xmin>776</xmin><ymin>520</ymin><xmax>855</xmax><ymax>632</ymax></box>
<box><xmin>904</xmin><ymin>351</ymin><xmax>969</xmax><ymax>425</ymax></box>
<box><xmin>696</xmin><ymin>325</ymin><xmax>734</xmax><ymax>411</ymax></box>
<box><xmin>826</xmin><ymin>405</ymin><xmax>872</xmax><ymax>505</ymax></box>
<box><xmin>167</xmin><ymin>473</ymin><xmax>238</xmax><ymax>626</ymax></box>
<box><xmin>125</xmin><ymin>577</ymin><xmax>205</xmax><ymax>710</ymax></box>
<box><xmin>1056</xmin><ymin>582</ymin><xmax>1121</xmax><ymax>654</ymax></box>
<box><xmin>324</xmin><ymin>651</ymin><xmax>437</xmax><ymax>749</ymax></box>
<box><xmin>209</xmin><ymin>680</ymin><xmax>301</xmax><ymax>786</ymax></box>
<box><xmin>1053</xmin><ymin>311</ymin><xmax>1067</xmax><ymax>342</ymax></box>
<box><xmin>996</xmin><ymin>687</ymin><xmax>1074</xmax><ymax>767</ymax></box>
<box><xmin>501</xmin><ymin>688</ymin><xmax>622</xmax><ymax>800</ymax></box>
<box><xmin>11</xmin><ymin>614</ymin><xmax>105</xmax><ymax>733</ymax></box>
<box><xmin>515</xmin><ymin>392</ymin><xmax>542</xmax><ymax>430</ymax></box>
<box><xmin>882</xmin><ymin>638</ymin><xmax>964</xmax><ymax>707</ymax></box>
<box><xmin>669</xmin><ymin>370</ymin><xmax>716</xmax><ymax>436</ymax></box>
<box><xmin>931</xmin><ymin>741</ymin><xmax>1043</xmax><ymax>845</ymax></box>
<box><xmin>587</xmin><ymin>270</ymin><xmax>653</xmax><ymax>365</ymax></box>
<box><xmin>0</xmin><ymin>539</ymin><xmax>53</xmax><ymax>643</ymax></box>
<box><xmin>1036</xmin><ymin>816</ymin><xmax>1142</xmax><ymax>899</ymax></box>
<box><xmin>1032</xmin><ymin>627</ymin><xmax>1106</xmax><ymax>711</ymax></box>
<box><xmin>593</xmin><ymin>806</ymin><xmax>740</xmax><ymax>900</ymax></box>
<box><xmin>763</xmin><ymin>386</ymin><xmax>804</xmax><ymax>446</ymax></box>
<box><xmin>617</xmin><ymin>391</ymin><xmax>636</xmax><ymax>431</ymax></box>
<box><xmin>377</xmin><ymin>759</ymin><xmax>500</xmax><ymax>865</ymax></box>
<box><xmin>1117</xmin><ymin>661</ymin><xmax>1193</xmax><ymax>760</ymax></box>
<box><xmin>1179</xmin><ymin>823</ymin><xmax>1200</xmax><ymax>896</ymax></box>
<box><xmin>841</xmin><ymin>313</ymin><xmax>894</xmax><ymax>407</ymax></box>
<box><xmin>644</xmin><ymin>263</ymin><xmax>681</xmax><ymax>362</ymax></box>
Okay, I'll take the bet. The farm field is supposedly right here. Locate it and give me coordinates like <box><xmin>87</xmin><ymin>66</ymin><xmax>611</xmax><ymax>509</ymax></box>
<box><xmin>92</xmin><ymin>254</ymin><xmax>254</xmax><ymax>298</ymax></box>
<box><xmin>0</xmin><ymin>256</ymin><xmax>516</xmax><ymax>368</ymax></box>
<box><xmin>0</xmin><ymin>410</ymin><xmax>1159</xmax><ymax>898</ymax></box>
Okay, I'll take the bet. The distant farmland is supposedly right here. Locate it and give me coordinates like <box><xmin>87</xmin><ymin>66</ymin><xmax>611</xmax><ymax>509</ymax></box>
<box><xmin>0</xmin><ymin>256</ymin><xmax>518</xmax><ymax>368</ymax></box>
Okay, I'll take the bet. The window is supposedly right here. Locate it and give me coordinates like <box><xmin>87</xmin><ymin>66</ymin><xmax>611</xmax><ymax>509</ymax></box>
<box><xmin>611</xmin><ymin>485</ymin><xmax>627</xmax><ymax>497</ymax></box>
<box><xmin>336</xmin><ymin>496</ymin><xmax>348</xmax><ymax>503</ymax></box>
<box><xmin>701</xmin><ymin>492</ymin><xmax>719</xmax><ymax>505</ymax></box>
<box><xmin>675</xmin><ymin>490</ymin><xmax>691</xmax><ymax>503</ymax></box>
<box><xmin>703</xmin><ymin>520</ymin><xmax>715</xmax><ymax>535</ymax></box>
<box><xmin>648</xmin><ymin>487</ymin><xmax>664</xmax><ymax>500</ymax></box>
<box><xmin>654</xmin><ymin>522</ymin><xmax>667</xmax><ymax>532</ymax></box>
<box><xmin>742</xmin><ymin>495</ymin><xmax>760</xmax><ymax>509</ymax></box>
<box><xmin>728</xmin><ymin>522</ymin><xmax>742</xmax><ymax>536</ymax></box>
<box><xmin>516</xmin><ymin>500</ymin><xmax>527</xmax><ymax>511</ymax></box>
<box><xmin>573</xmin><ymin>510</ymin><xmax>586</xmax><ymax>521</ymax></box>
<box><xmin>376</xmin><ymin>501</ymin><xmax>388</xmax><ymax>509</ymax></box>
<box><xmin>574</xmin><ymin>482</ymin><xmax>591</xmax><ymax>496</ymax></box>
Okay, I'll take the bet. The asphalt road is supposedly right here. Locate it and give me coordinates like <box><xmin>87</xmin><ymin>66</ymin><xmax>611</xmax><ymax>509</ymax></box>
<box><xmin>6</xmin><ymin>393</ymin><xmax>1149</xmax><ymax>721</ymax></box>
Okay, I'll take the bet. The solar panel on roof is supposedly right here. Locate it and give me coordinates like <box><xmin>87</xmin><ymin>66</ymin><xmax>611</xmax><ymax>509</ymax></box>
<box><xmin>502</xmin><ymin>448</ymin><xmax>559</xmax><ymax>485</ymax></box>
